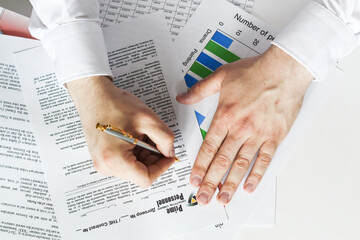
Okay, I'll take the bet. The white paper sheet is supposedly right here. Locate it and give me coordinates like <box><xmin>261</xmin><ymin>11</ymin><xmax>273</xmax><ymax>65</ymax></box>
<box><xmin>0</xmin><ymin>35</ymin><xmax>62</xmax><ymax>239</ymax></box>
<box><xmin>99</xmin><ymin>0</ymin><xmax>254</xmax><ymax>37</ymax></box>
<box><xmin>246</xmin><ymin>178</ymin><xmax>276</xmax><ymax>227</ymax></box>
<box><xmin>176</xmin><ymin>0</ymin><xmax>343</xmax><ymax>239</ymax></box>
<box><xmin>14</xmin><ymin>12</ymin><xmax>227</xmax><ymax>240</ymax></box>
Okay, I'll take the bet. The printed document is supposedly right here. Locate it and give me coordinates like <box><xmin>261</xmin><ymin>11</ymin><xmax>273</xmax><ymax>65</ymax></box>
<box><xmin>14</xmin><ymin>12</ymin><xmax>227</xmax><ymax>240</ymax></box>
<box><xmin>99</xmin><ymin>0</ymin><xmax>254</xmax><ymax>37</ymax></box>
<box><xmin>0</xmin><ymin>35</ymin><xmax>61</xmax><ymax>239</ymax></box>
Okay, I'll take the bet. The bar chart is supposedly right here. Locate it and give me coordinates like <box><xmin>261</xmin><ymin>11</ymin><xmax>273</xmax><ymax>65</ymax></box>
<box><xmin>185</xmin><ymin>29</ymin><xmax>260</xmax><ymax>89</ymax></box>
<box><xmin>185</xmin><ymin>30</ymin><xmax>260</xmax><ymax>137</ymax></box>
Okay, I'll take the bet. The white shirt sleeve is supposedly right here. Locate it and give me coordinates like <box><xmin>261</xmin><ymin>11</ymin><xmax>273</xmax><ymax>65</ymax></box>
<box><xmin>28</xmin><ymin>0</ymin><xmax>113</xmax><ymax>85</ymax></box>
<box><xmin>272</xmin><ymin>0</ymin><xmax>360</xmax><ymax>81</ymax></box>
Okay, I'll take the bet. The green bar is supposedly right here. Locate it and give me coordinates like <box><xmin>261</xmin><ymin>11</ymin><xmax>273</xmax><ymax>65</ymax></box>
<box><xmin>190</xmin><ymin>61</ymin><xmax>213</xmax><ymax>78</ymax></box>
<box><xmin>205</xmin><ymin>40</ymin><xmax>241</xmax><ymax>63</ymax></box>
<box><xmin>200</xmin><ymin>128</ymin><xmax>207</xmax><ymax>140</ymax></box>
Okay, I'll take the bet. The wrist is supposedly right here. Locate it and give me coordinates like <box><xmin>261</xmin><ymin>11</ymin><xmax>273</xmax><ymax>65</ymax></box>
<box><xmin>262</xmin><ymin>45</ymin><xmax>314</xmax><ymax>86</ymax></box>
<box><xmin>66</xmin><ymin>76</ymin><xmax>113</xmax><ymax>104</ymax></box>
<box><xmin>258</xmin><ymin>45</ymin><xmax>314</xmax><ymax>99</ymax></box>
<box><xmin>66</xmin><ymin>76</ymin><xmax>116</xmax><ymax>127</ymax></box>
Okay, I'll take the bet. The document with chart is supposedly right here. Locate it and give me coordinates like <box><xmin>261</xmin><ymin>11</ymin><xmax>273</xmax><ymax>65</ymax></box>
<box><xmin>176</xmin><ymin>0</ymin><xmax>343</xmax><ymax>239</ymax></box>
<box><xmin>176</xmin><ymin>0</ymin><xmax>278</xmax><ymax>229</ymax></box>
<box><xmin>176</xmin><ymin>0</ymin><xmax>277</xmax><ymax>125</ymax></box>
<box><xmin>14</xmin><ymin>13</ymin><xmax>227</xmax><ymax>240</ymax></box>
<box><xmin>99</xmin><ymin>0</ymin><xmax>254</xmax><ymax>37</ymax></box>
<box><xmin>177</xmin><ymin>5</ymin><xmax>279</xmax><ymax>221</ymax></box>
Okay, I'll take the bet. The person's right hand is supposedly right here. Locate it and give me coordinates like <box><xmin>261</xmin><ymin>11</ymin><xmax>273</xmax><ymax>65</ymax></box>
<box><xmin>67</xmin><ymin>76</ymin><xmax>175</xmax><ymax>188</ymax></box>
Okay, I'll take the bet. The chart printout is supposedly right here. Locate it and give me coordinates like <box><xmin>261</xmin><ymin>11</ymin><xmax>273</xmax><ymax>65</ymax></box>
<box><xmin>161</xmin><ymin>0</ymin><xmax>277</xmax><ymax>227</ymax></box>
<box><xmin>177</xmin><ymin>0</ymin><xmax>277</xmax><ymax>124</ymax></box>
<box><xmin>14</xmin><ymin>13</ymin><xmax>227</xmax><ymax>240</ymax></box>
<box><xmin>99</xmin><ymin>0</ymin><xmax>254</xmax><ymax>37</ymax></box>
<box><xmin>176</xmin><ymin>0</ymin><xmax>342</xmax><ymax>239</ymax></box>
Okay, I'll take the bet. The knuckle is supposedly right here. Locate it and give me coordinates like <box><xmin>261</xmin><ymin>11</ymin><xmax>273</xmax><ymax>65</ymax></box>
<box><xmin>250</xmin><ymin>172</ymin><xmax>263</xmax><ymax>182</ymax></box>
<box><xmin>274</xmin><ymin>126</ymin><xmax>286</xmax><ymax>138</ymax></box>
<box><xmin>192</xmin><ymin>164</ymin><xmax>207</xmax><ymax>176</ymax></box>
<box><xmin>255</xmin><ymin>127</ymin><xmax>264</xmax><ymax>136</ymax></box>
<box><xmin>225</xmin><ymin>134</ymin><xmax>241</xmax><ymax>142</ymax></box>
<box><xmin>215</xmin><ymin>65</ymin><xmax>224</xmax><ymax>73</ymax></box>
<box><xmin>213</xmin><ymin>154</ymin><xmax>231</xmax><ymax>168</ymax></box>
<box><xmin>268</xmin><ymin>140</ymin><xmax>278</xmax><ymax>148</ymax></box>
<box><xmin>137</xmin><ymin>109</ymin><xmax>155</xmax><ymax>123</ymax></box>
<box><xmin>222</xmin><ymin>181</ymin><xmax>238</xmax><ymax>192</ymax></box>
<box><xmin>238</xmin><ymin>118</ymin><xmax>250</xmax><ymax>132</ymax></box>
<box><xmin>214</xmin><ymin>65</ymin><xmax>226</xmax><ymax>76</ymax></box>
<box><xmin>258</xmin><ymin>153</ymin><xmax>272</xmax><ymax>166</ymax></box>
<box><xmin>202</xmin><ymin>181</ymin><xmax>218</xmax><ymax>191</ymax></box>
<box><xmin>192</xmin><ymin>81</ymin><xmax>202</xmax><ymax>93</ymax></box>
<box><xmin>201</xmin><ymin>139</ymin><xmax>218</xmax><ymax>156</ymax></box>
<box><xmin>234</xmin><ymin>157</ymin><xmax>250</xmax><ymax>170</ymax></box>
<box><xmin>218</xmin><ymin>108</ymin><xmax>234</xmax><ymax>123</ymax></box>
<box><xmin>238</xmin><ymin>148</ymin><xmax>254</xmax><ymax>160</ymax></box>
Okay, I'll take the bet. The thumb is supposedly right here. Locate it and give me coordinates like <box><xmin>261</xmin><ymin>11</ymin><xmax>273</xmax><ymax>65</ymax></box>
<box><xmin>176</xmin><ymin>68</ymin><xmax>225</xmax><ymax>104</ymax></box>
<box><xmin>138</xmin><ymin>116</ymin><xmax>175</xmax><ymax>158</ymax></box>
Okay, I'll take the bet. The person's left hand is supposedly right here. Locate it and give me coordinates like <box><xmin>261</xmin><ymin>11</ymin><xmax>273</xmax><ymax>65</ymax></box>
<box><xmin>176</xmin><ymin>45</ymin><xmax>313</xmax><ymax>205</ymax></box>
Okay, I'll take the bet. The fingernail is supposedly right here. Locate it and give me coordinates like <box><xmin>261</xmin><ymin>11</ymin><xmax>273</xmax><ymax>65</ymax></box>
<box><xmin>198</xmin><ymin>192</ymin><xmax>210</xmax><ymax>205</ymax></box>
<box><xmin>190</xmin><ymin>175</ymin><xmax>202</xmax><ymax>187</ymax></box>
<box><xmin>169</xmin><ymin>146</ymin><xmax>175</xmax><ymax>158</ymax></box>
<box><xmin>244</xmin><ymin>183</ymin><xmax>255</xmax><ymax>193</ymax></box>
<box><xmin>176</xmin><ymin>92</ymin><xmax>186</xmax><ymax>99</ymax></box>
<box><xmin>218</xmin><ymin>192</ymin><xmax>230</xmax><ymax>205</ymax></box>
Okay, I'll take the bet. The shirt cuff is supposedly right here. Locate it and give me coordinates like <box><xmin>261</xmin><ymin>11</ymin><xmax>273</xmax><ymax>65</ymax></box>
<box><xmin>41</xmin><ymin>21</ymin><xmax>113</xmax><ymax>85</ymax></box>
<box><xmin>272</xmin><ymin>1</ymin><xmax>358</xmax><ymax>81</ymax></box>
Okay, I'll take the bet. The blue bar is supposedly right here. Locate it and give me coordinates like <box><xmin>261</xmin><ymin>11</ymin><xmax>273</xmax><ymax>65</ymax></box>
<box><xmin>195</xmin><ymin>111</ymin><xmax>206</xmax><ymax>126</ymax></box>
<box><xmin>211</xmin><ymin>31</ymin><xmax>233</xmax><ymax>49</ymax></box>
<box><xmin>196</xmin><ymin>52</ymin><xmax>223</xmax><ymax>72</ymax></box>
<box><xmin>184</xmin><ymin>74</ymin><xmax>198</xmax><ymax>88</ymax></box>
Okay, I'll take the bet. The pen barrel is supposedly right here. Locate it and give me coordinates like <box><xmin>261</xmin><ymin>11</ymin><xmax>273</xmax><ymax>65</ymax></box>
<box><xmin>136</xmin><ymin>141</ymin><xmax>161</xmax><ymax>154</ymax></box>
<box><xmin>104</xmin><ymin>129</ymin><xmax>137</xmax><ymax>144</ymax></box>
<box><xmin>104</xmin><ymin>129</ymin><xmax>161</xmax><ymax>154</ymax></box>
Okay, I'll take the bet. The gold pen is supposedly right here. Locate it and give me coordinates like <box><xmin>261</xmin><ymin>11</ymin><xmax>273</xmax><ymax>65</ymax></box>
<box><xmin>96</xmin><ymin>123</ymin><xmax>180</xmax><ymax>162</ymax></box>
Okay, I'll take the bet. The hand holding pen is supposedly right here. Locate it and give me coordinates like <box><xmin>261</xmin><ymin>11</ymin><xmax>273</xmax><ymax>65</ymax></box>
<box><xmin>96</xmin><ymin>123</ymin><xmax>180</xmax><ymax>162</ymax></box>
<box><xmin>67</xmin><ymin>77</ymin><xmax>176</xmax><ymax>188</ymax></box>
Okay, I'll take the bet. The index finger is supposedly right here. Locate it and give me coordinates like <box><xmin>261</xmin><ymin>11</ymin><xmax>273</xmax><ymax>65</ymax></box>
<box><xmin>189</xmin><ymin>119</ymin><xmax>227</xmax><ymax>187</ymax></box>
<box><xmin>137</xmin><ymin>114</ymin><xmax>175</xmax><ymax>158</ymax></box>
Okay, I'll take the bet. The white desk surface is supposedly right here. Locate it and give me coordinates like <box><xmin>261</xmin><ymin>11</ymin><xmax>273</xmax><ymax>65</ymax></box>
<box><xmin>0</xmin><ymin>0</ymin><xmax>359</xmax><ymax>239</ymax></box>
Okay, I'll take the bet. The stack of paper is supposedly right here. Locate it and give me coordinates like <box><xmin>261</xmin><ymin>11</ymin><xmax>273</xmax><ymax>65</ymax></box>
<box><xmin>0</xmin><ymin>0</ymin><xmax>341</xmax><ymax>239</ymax></box>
